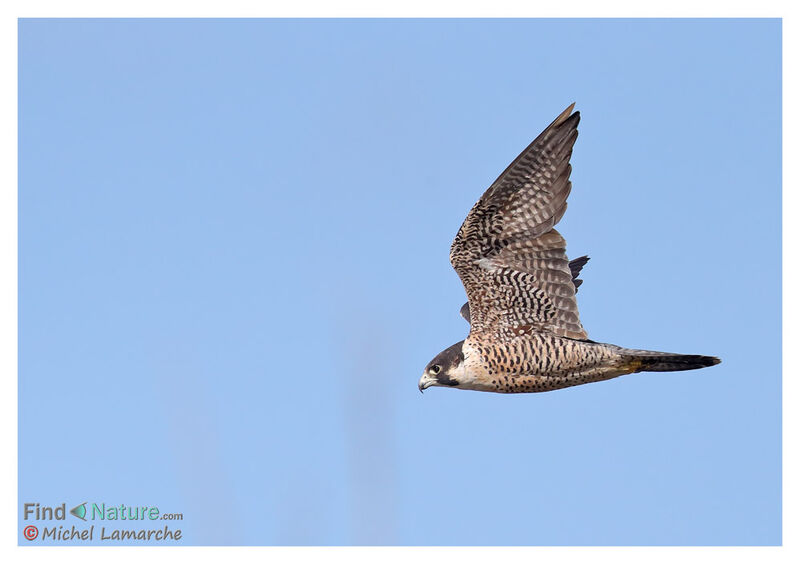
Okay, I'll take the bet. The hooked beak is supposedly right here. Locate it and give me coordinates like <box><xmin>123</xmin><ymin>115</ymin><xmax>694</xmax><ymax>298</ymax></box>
<box><xmin>418</xmin><ymin>373</ymin><xmax>435</xmax><ymax>393</ymax></box>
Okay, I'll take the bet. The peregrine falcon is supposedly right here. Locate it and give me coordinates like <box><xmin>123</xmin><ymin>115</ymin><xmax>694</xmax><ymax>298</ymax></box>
<box><xmin>419</xmin><ymin>104</ymin><xmax>720</xmax><ymax>394</ymax></box>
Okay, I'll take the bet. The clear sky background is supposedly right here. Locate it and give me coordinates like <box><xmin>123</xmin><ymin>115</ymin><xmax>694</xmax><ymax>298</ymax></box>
<box><xmin>18</xmin><ymin>19</ymin><xmax>781</xmax><ymax>545</ymax></box>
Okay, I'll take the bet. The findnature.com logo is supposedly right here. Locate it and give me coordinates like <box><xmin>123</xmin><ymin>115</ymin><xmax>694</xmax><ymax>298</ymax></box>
<box><xmin>21</xmin><ymin>502</ymin><xmax>184</xmax><ymax>543</ymax></box>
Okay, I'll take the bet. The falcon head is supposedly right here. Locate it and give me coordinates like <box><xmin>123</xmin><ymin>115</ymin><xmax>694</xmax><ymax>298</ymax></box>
<box><xmin>419</xmin><ymin>340</ymin><xmax>466</xmax><ymax>392</ymax></box>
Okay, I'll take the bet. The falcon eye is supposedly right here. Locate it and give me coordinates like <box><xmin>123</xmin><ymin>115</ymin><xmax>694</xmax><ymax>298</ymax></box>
<box><xmin>430</xmin><ymin>365</ymin><xmax>442</xmax><ymax>375</ymax></box>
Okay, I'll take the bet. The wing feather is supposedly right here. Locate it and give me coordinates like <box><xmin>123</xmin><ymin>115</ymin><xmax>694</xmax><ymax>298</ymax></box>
<box><xmin>449</xmin><ymin>105</ymin><xmax>588</xmax><ymax>339</ymax></box>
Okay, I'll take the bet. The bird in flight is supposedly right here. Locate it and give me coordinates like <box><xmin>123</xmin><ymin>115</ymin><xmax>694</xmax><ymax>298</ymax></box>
<box><xmin>419</xmin><ymin>104</ymin><xmax>720</xmax><ymax>394</ymax></box>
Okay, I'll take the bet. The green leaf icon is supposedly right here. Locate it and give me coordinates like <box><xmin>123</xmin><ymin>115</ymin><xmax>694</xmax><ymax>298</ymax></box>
<box><xmin>70</xmin><ymin>503</ymin><xmax>87</xmax><ymax>521</ymax></box>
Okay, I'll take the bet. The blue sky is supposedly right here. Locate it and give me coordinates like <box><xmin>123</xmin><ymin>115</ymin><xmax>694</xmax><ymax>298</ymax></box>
<box><xmin>18</xmin><ymin>19</ymin><xmax>781</xmax><ymax>545</ymax></box>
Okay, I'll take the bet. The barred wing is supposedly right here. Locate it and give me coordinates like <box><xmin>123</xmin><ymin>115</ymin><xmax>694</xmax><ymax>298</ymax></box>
<box><xmin>459</xmin><ymin>255</ymin><xmax>589</xmax><ymax>324</ymax></box>
<box><xmin>449</xmin><ymin>104</ymin><xmax>588</xmax><ymax>339</ymax></box>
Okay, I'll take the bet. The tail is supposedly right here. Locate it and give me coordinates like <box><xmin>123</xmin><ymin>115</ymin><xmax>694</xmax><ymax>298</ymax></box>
<box><xmin>624</xmin><ymin>349</ymin><xmax>721</xmax><ymax>373</ymax></box>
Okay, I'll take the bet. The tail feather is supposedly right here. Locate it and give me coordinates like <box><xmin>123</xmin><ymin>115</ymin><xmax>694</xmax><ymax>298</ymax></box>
<box><xmin>626</xmin><ymin>350</ymin><xmax>721</xmax><ymax>373</ymax></box>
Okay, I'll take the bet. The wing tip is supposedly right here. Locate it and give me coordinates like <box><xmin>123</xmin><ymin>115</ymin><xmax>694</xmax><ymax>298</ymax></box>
<box><xmin>554</xmin><ymin>103</ymin><xmax>578</xmax><ymax>127</ymax></box>
<box><xmin>570</xmin><ymin>255</ymin><xmax>590</xmax><ymax>268</ymax></box>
